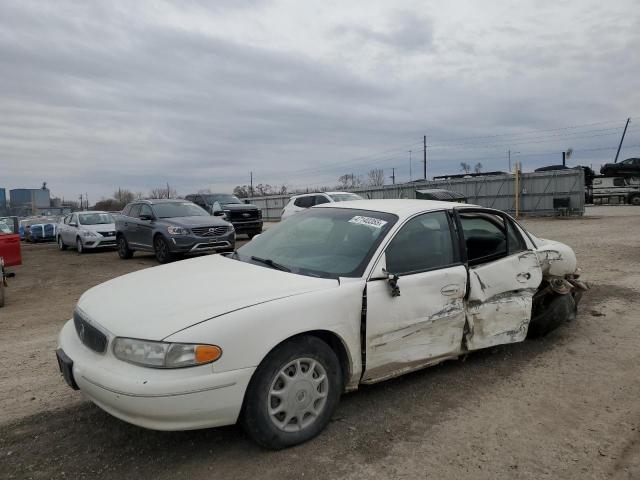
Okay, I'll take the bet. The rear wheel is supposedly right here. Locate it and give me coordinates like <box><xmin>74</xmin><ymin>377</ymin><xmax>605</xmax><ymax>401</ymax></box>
<box><xmin>76</xmin><ymin>237</ymin><xmax>84</xmax><ymax>254</ymax></box>
<box><xmin>58</xmin><ymin>236</ymin><xmax>67</xmax><ymax>251</ymax></box>
<box><xmin>117</xmin><ymin>235</ymin><xmax>133</xmax><ymax>259</ymax></box>
<box><xmin>528</xmin><ymin>292</ymin><xmax>576</xmax><ymax>338</ymax></box>
<box><xmin>629</xmin><ymin>194</ymin><xmax>640</xmax><ymax>206</ymax></box>
<box><xmin>241</xmin><ymin>336</ymin><xmax>342</xmax><ymax>450</ymax></box>
<box><xmin>153</xmin><ymin>235</ymin><xmax>174</xmax><ymax>264</ymax></box>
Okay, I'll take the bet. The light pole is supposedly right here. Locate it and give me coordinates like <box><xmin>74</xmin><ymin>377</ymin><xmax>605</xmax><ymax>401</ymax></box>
<box><xmin>409</xmin><ymin>150</ymin><xmax>412</xmax><ymax>181</ymax></box>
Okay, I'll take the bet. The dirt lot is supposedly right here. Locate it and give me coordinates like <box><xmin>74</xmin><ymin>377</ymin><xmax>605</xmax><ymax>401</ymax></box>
<box><xmin>1</xmin><ymin>206</ymin><xmax>639</xmax><ymax>480</ymax></box>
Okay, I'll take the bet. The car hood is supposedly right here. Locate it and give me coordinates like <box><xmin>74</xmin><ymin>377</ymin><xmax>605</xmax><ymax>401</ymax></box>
<box><xmin>76</xmin><ymin>254</ymin><xmax>337</xmax><ymax>340</ymax></box>
<box><xmin>162</xmin><ymin>216</ymin><xmax>229</xmax><ymax>227</ymax></box>
<box><xmin>80</xmin><ymin>223</ymin><xmax>116</xmax><ymax>232</ymax></box>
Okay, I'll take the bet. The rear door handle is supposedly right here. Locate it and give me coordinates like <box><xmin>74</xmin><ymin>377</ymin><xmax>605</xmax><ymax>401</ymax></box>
<box><xmin>441</xmin><ymin>284</ymin><xmax>461</xmax><ymax>296</ymax></box>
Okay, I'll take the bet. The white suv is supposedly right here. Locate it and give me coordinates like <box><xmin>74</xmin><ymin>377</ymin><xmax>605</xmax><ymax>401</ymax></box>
<box><xmin>281</xmin><ymin>191</ymin><xmax>364</xmax><ymax>220</ymax></box>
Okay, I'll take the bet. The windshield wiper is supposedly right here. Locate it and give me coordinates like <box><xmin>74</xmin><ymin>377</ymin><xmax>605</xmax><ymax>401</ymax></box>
<box><xmin>250</xmin><ymin>256</ymin><xmax>291</xmax><ymax>272</ymax></box>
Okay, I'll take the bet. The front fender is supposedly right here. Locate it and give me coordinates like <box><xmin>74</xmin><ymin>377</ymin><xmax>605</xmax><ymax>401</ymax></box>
<box><xmin>163</xmin><ymin>279</ymin><xmax>365</xmax><ymax>389</ymax></box>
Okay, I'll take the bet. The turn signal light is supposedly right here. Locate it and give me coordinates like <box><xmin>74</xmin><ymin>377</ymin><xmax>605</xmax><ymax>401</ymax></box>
<box><xmin>196</xmin><ymin>345</ymin><xmax>223</xmax><ymax>364</ymax></box>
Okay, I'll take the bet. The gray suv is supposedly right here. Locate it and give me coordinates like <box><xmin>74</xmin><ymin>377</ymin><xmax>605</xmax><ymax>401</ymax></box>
<box><xmin>116</xmin><ymin>199</ymin><xmax>235</xmax><ymax>263</ymax></box>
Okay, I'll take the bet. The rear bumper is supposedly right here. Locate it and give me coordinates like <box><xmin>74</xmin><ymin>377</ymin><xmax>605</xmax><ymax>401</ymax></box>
<box><xmin>57</xmin><ymin>319</ymin><xmax>254</xmax><ymax>430</ymax></box>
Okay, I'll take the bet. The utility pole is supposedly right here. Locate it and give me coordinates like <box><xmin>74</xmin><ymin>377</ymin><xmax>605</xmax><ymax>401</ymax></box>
<box><xmin>562</xmin><ymin>151</ymin><xmax>566</xmax><ymax>167</ymax></box>
<box><xmin>390</xmin><ymin>168</ymin><xmax>396</xmax><ymax>185</ymax></box>
<box><xmin>423</xmin><ymin>135</ymin><xmax>427</xmax><ymax>179</ymax></box>
<box><xmin>250</xmin><ymin>172</ymin><xmax>253</xmax><ymax>197</ymax></box>
<box><xmin>409</xmin><ymin>150</ymin><xmax>412</xmax><ymax>181</ymax></box>
<box><xmin>508</xmin><ymin>149</ymin><xmax>511</xmax><ymax>172</ymax></box>
<box><xmin>614</xmin><ymin>117</ymin><xmax>630</xmax><ymax>163</ymax></box>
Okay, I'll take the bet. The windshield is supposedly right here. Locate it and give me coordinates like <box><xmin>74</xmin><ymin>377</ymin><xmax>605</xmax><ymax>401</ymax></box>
<box><xmin>78</xmin><ymin>213</ymin><xmax>114</xmax><ymax>225</ymax></box>
<box><xmin>328</xmin><ymin>193</ymin><xmax>364</xmax><ymax>202</ymax></box>
<box><xmin>203</xmin><ymin>194</ymin><xmax>243</xmax><ymax>205</ymax></box>
<box><xmin>235</xmin><ymin>208</ymin><xmax>397</xmax><ymax>279</ymax></box>
<box><xmin>152</xmin><ymin>202</ymin><xmax>209</xmax><ymax>218</ymax></box>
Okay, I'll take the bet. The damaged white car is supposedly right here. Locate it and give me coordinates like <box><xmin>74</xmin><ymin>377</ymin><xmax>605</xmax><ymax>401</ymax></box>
<box><xmin>56</xmin><ymin>200</ymin><xmax>587</xmax><ymax>449</ymax></box>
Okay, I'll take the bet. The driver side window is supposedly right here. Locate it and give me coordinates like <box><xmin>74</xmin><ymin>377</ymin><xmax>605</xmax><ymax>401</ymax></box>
<box><xmin>386</xmin><ymin>211</ymin><xmax>456</xmax><ymax>275</ymax></box>
<box><xmin>139</xmin><ymin>204</ymin><xmax>153</xmax><ymax>218</ymax></box>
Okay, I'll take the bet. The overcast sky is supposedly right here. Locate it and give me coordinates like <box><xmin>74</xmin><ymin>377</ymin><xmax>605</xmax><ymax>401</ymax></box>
<box><xmin>1</xmin><ymin>0</ymin><xmax>639</xmax><ymax>201</ymax></box>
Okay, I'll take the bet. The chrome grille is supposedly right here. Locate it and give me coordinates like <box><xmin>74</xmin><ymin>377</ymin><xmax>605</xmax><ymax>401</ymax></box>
<box><xmin>73</xmin><ymin>311</ymin><xmax>107</xmax><ymax>353</ymax></box>
<box><xmin>98</xmin><ymin>231</ymin><xmax>116</xmax><ymax>237</ymax></box>
<box><xmin>192</xmin><ymin>226</ymin><xmax>229</xmax><ymax>237</ymax></box>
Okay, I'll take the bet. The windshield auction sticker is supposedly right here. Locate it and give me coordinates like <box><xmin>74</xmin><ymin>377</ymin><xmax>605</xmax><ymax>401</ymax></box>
<box><xmin>348</xmin><ymin>216</ymin><xmax>388</xmax><ymax>229</ymax></box>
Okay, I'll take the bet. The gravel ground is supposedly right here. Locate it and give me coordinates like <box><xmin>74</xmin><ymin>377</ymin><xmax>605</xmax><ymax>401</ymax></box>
<box><xmin>1</xmin><ymin>206</ymin><xmax>639</xmax><ymax>479</ymax></box>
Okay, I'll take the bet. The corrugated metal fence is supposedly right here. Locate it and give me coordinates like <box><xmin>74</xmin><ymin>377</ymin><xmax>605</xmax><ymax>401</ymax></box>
<box><xmin>249</xmin><ymin>170</ymin><xmax>585</xmax><ymax>220</ymax></box>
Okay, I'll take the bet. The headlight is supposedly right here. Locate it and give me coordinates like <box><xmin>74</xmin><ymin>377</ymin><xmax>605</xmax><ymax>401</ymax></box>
<box><xmin>80</xmin><ymin>230</ymin><xmax>97</xmax><ymax>237</ymax></box>
<box><xmin>167</xmin><ymin>226</ymin><xmax>189</xmax><ymax>235</ymax></box>
<box><xmin>113</xmin><ymin>338</ymin><xmax>222</xmax><ymax>368</ymax></box>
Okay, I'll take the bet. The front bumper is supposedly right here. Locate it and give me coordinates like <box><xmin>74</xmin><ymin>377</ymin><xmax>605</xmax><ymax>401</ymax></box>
<box><xmin>230</xmin><ymin>220</ymin><xmax>263</xmax><ymax>234</ymax></box>
<box><xmin>57</xmin><ymin>319</ymin><xmax>254</xmax><ymax>430</ymax></box>
<box><xmin>80</xmin><ymin>236</ymin><xmax>117</xmax><ymax>249</ymax></box>
<box><xmin>169</xmin><ymin>231</ymin><xmax>236</xmax><ymax>254</ymax></box>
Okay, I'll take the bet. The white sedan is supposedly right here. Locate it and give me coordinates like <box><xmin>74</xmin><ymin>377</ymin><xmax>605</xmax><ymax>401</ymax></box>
<box><xmin>56</xmin><ymin>200</ymin><xmax>587</xmax><ymax>449</ymax></box>
<box><xmin>57</xmin><ymin>211</ymin><xmax>117</xmax><ymax>253</ymax></box>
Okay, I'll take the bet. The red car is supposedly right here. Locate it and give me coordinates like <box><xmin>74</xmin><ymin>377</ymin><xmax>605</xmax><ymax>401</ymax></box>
<box><xmin>0</xmin><ymin>221</ymin><xmax>21</xmax><ymax>307</ymax></box>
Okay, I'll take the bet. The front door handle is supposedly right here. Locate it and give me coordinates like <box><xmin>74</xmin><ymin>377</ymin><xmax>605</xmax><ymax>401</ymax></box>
<box><xmin>516</xmin><ymin>272</ymin><xmax>531</xmax><ymax>282</ymax></box>
<box><xmin>441</xmin><ymin>284</ymin><xmax>461</xmax><ymax>296</ymax></box>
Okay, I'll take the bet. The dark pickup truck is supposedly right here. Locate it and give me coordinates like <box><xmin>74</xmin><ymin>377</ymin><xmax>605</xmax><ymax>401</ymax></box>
<box><xmin>185</xmin><ymin>193</ymin><xmax>263</xmax><ymax>238</ymax></box>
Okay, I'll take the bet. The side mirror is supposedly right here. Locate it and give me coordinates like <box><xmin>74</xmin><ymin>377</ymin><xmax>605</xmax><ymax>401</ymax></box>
<box><xmin>369</xmin><ymin>252</ymin><xmax>389</xmax><ymax>280</ymax></box>
<box><xmin>369</xmin><ymin>252</ymin><xmax>401</xmax><ymax>297</ymax></box>
<box><xmin>213</xmin><ymin>211</ymin><xmax>226</xmax><ymax>217</ymax></box>
<box><xmin>139</xmin><ymin>214</ymin><xmax>154</xmax><ymax>221</ymax></box>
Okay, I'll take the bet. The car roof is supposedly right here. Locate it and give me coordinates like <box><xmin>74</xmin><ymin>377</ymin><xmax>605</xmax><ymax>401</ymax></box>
<box><xmin>75</xmin><ymin>210</ymin><xmax>110</xmax><ymax>215</ymax></box>
<box><xmin>314</xmin><ymin>199</ymin><xmax>479</xmax><ymax>218</ymax></box>
<box><xmin>132</xmin><ymin>198</ymin><xmax>187</xmax><ymax>205</ymax></box>
<box><xmin>291</xmin><ymin>191</ymin><xmax>357</xmax><ymax>198</ymax></box>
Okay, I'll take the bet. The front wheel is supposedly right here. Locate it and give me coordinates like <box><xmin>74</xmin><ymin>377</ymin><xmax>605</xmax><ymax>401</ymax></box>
<box><xmin>629</xmin><ymin>194</ymin><xmax>640</xmax><ymax>206</ymax></box>
<box><xmin>76</xmin><ymin>237</ymin><xmax>84</xmax><ymax>254</ymax></box>
<box><xmin>241</xmin><ymin>336</ymin><xmax>342</xmax><ymax>450</ymax></box>
<box><xmin>58</xmin><ymin>236</ymin><xmax>67</xmax><ymax>251</ymax></box>
<box><xmin>153</xmin><ymin>235</ymin><xmax>174</xmax><ymax>264</ymax></box>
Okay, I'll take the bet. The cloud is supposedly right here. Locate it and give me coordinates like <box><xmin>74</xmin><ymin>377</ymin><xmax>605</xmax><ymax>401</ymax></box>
<box><xmin>0</xmin><ymin>0</ymin><xmax>639</xmax><ymax>199</ymax></box>
<box><xmin>336</xmin><ymin>11</ymin><xmax>435</xmax><ymax>53</ymax></box>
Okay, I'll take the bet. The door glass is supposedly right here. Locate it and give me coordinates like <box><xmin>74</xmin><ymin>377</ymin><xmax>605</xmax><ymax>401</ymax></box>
<box><xmin>139</xmin><ymin>204</ymin><xmax>153</xmax><ymax>218</ymax></box>
<box><xmin>314</xmin><ymin>195</ymin><xmax>330</xmax><ymax>205</ymax></box>
<box><xmin>386</xmin><ymin>211</ymin><xmax>455</xmax><ymax>275</ymax></box>
<box><xmin>294</xmin><ymin>196</ymin><xmax>313</xmax><ymax>208</ymax></box>
<box><xmin>506</xmin><ymin>219</ymin><xmax>527</xmax><ymax>254</ymax></box>
<box><xmin>459</xmin><ymin>212</ymin><xmax>507</xmax><ymax>264</ymax></box>
<box><xmin>129</xmin><ymin>204</ymin><xmax>142</xmax><ymax>218</ymax></box>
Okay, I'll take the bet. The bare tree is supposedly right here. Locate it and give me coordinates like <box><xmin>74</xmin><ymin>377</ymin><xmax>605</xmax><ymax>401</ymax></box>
<box><xmin>367</xmin><ymin>168</ymin><xmax>385</xmax><ymax>186</ymax></box>
<box><xmin>474</xmin><ymin>162</ymin><xmax>483</xmax><ymax>174</ymax></box>
<box><xmin>460</xmin><ymin>162</ymin><xmax>471</xmax><ymax>174</ymax></box>
<box><xmin>113</xmin><ymin>188</ymin><xmax>135</xmax><ymax>208</ymax></box>
<box><xmin>148</xmin><ymin>184</ymin><xmax>177</xmax><ymax>199</ymax></box>
<box><xmin>337</xmin><ymin>173</ymin><xmax>363</xmax><ymax>190</ymax></box>
<box><xmin>233</xmin><ymin>186</ymin><xmax>250</xmax><ymax>198</ymax></box>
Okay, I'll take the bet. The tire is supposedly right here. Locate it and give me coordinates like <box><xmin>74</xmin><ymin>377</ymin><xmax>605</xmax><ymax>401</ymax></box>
<box><xmin>241</xmin><ymin>336</ymin><xmax>343</xmax><ymax>450</ymax></box>
<box><xmin>76</xmin><ymin>237</ymin><xmax>84</xmax><ymax>254</ymax></box>
<box><xmin>527</xmin><ymin>292</ymin><xmax>576</xmax><ymax>338</ymax></box>
<box><xmin>58</xmin><ymin>236</ymin><xmax>67</xmax><ymax>251</ymax></box>
<box><xmin>629</xmin><ymin>194</ymin><xmax>640</xmax><ymax>206</ymax></box>
<box><xmin>0</xmin><ymin>281</ymin><xmax>4</xmax><ymax>308</ymax></box>
<box><xmin>153</xmin><ymin>235</ymin><xmax>174</xmax><ymax>264</ymax></box>
<box><xmin>117</xmin><ymin>235</ymin><xmax>133</xmax><ymax>259</ymax></box>
<box><xmin>247</xmin><ymin>230</ymin><xmax>262</xmax><ymax>239</ymax></box>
